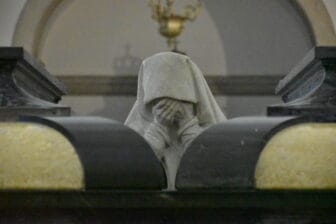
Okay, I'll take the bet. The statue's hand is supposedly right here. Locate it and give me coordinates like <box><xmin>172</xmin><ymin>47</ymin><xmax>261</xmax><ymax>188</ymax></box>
<box><xmin>176</xmin><ymin>102</ymin><xmax>202</xmax><ymax>147</ymax></box>
<box><xmin>176</xmin><ymin>101</ymin><xmax>194</xmax><ymax>127</ymax></box>
<box><xmin>153</xmin><ymin>98</ymin><xmax>181</xmax><ymax>126</ymax></box>
<box><xmin>144</xmin><ymin>120</ymin><xmax>170</xmax><ymax>158</ymax></box>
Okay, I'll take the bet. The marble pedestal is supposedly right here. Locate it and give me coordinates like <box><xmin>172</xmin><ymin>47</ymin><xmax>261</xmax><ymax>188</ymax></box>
<box><xmin>0</xmin><ymin>47</ymin><xmax>70</xmax><ymax>120</ymax></box>
<box><xmin>268</xmin><ymin>46</ymin><xmax>336</xmax><ymax>117</ymax></box>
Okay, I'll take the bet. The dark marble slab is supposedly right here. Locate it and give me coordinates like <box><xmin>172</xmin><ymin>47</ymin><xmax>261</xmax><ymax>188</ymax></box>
<box><xmin>0</xmin><ymin>47</ymin><xmax>69</xmax><ymax>120</ymax></box>
<box><xmin>176</xmin><ymin>115</ymin><xmax>336</xmax><ymax>190</ymax></box>
<box><xmin>0</xmin><ymin>190</ymin><xmax>336</xmax><ymax>223</ymax></box>
<box><xmin>268</xmin><ymin>46</ymin><xmax>336</xmax><ymax>116</ymax></box>
<box><xmin>176</xmin><ymin>117</ymin><xmax>293</xmax><ymax>190</ymax></box>
<box><xmin>20</xmin><ymin>116</ymin><xmax>167</xmax><ymax>190</ymax></box>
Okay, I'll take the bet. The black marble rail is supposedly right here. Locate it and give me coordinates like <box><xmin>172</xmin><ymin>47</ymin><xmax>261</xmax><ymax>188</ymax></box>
<box><xmin>20</xmin><ymin>116</ymin><xmax>167</xmax><ymax>190</ymax></box>
<box><xmin>0</xmin><ymin>190</ymin><xmax>335</xmax><ymax>223</ymax></box>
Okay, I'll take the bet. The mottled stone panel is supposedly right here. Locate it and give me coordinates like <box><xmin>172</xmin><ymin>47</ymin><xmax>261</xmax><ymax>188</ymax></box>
<box><xmin>21</xmin><ymin>116</ymin><xmax>167</xmax><ymax>190</ymax></box>
<box><xmin>176</xmin><ymin>117</ymin><xmax>292</xmax><ymax>189</ymax></box>
<box><xmin>256</xmin><ymin>123</ymin><xmax>336</xmax><ymax>189</ymax></box>
<box><xmin>0</xmin><ymin>122</ymin><xmax>84</xmax><ymax>189</ymax></box>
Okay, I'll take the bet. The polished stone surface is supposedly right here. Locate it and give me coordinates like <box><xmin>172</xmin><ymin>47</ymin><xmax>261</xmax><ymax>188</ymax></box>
<box><xmin>0</xmin><ymin>190</ymin><xmax>336</xmax><ymax>223</ymax></box>
<box><xmin>22</xmin><ymin>116</ymin><xmax>166</xmax><ymax>190</ymax></box>
<box><xmin>176</xmin><ymin>116</ymin><xmax>293</xmax><ymax>189</ymax></box>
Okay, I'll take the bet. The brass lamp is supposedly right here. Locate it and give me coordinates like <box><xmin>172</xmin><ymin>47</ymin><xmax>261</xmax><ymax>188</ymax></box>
<box><xmin>149</xmin><ymin>0</ymin><xmax>201</xmax><ymax>52</ymax></box>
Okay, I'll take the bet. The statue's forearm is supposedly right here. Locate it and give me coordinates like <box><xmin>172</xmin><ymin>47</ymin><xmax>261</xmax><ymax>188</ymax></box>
<box><xmin>144</xmin><ymin>119</ymin><xmax>170</xmax><ymax>159</ymax></box>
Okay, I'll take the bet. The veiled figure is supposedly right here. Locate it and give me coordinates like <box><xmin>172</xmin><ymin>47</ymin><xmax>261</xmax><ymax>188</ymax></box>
<box><xmin>125</xmin><ymin>52</ymin><xmax>226</xmax><ymax>189</ymax></box>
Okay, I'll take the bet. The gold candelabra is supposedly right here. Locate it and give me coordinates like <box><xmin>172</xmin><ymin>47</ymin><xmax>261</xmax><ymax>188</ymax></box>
<box><xmin>149</xmin><ymin>0</ymin><xmax>201</xmax><ymax>52</ymax></box>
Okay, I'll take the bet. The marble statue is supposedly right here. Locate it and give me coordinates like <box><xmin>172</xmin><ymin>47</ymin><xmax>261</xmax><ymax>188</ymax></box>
<box><xmin>125</xmin><ymin>52</ymin><xmax>226</xmax><ymax>189</ymax></box>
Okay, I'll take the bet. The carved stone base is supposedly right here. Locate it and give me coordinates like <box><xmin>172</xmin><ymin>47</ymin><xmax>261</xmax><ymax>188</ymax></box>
<box><xmin>0</xmin><ymin>47</ymin><xmax>70</xmax><ymax>119</ymax></box>
<box><xmin>268</xmin><ymin>46</ymin><xmax>336</xmax><ymax>116</ymax></box>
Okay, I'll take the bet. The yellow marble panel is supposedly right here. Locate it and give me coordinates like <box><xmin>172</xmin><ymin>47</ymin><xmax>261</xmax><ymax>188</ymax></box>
<box><xmin>0</xmin><ymin>122</ymin><xmax>84</xmax><ymax>190</ymax></box>
<box><xmin>255</xmin><ymin>123</ymin><xmax>336</xmax><ymax>189</ymax></box>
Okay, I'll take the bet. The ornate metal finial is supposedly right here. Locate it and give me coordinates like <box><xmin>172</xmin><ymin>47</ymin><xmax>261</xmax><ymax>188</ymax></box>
<box><xmin>149</xmin><ymin>0</ymin><xmax>202</xmax><ymax>52</ymax></box>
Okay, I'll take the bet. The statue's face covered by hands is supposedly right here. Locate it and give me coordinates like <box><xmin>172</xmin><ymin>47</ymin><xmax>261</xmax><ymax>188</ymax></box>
<box><xmin>152</xmin><ymin>98</ymin><xmax>193</xmax><ymax>127</ymax></box>
<box><xmin>144</xmin><ymin>97</ymin><xmax>202</xmax><ymax>159</ymax></box>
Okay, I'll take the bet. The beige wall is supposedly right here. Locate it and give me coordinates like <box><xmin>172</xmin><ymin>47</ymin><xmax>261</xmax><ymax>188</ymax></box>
<box><xmin>2</xmin><ymin>0</ymin><xmax>333</xmax><ymax>120</ymax></box>
<box><xmin>4</xmin><ymin>1</ymin><xmax>336</xmax><ymax>49</ymax></box>
<box><xmin>12</xmin><ymin>0</ymin><xmax>314</xmax><ymax>76</ymax></box>
<box><xmin>0</xmin><ymin>0</ymin><xmax>26</xmax><ymax>46</ymax></box>
<box><xmin>39</xmin><ymin>0</ymin><xmax>227</xmax><ymax>76</ymax></box>
<box><xmin>324</xmin><ymin>0</ymin><xmax>336</xmax><ymax>32</ymax></box>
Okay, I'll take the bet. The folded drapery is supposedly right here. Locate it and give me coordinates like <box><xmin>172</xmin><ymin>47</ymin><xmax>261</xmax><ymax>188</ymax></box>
<box><xmin>125</xmin><ymin>52</ymin><xmax>226</xmax><ymax>189</ymax></box>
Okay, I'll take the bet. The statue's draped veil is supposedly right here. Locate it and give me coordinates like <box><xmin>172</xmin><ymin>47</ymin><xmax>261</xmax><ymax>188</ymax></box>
<box><xmin>125</xmin><ymin>52</ymin><xmax>226</xmax><ymax>133</ymax></box>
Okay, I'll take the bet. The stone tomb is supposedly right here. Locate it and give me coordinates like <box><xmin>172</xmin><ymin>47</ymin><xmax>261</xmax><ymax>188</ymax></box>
<box><xmin>0</xmin><ymin>47</ymin><xmax>336</xmax><ymax>223</ymax></box>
